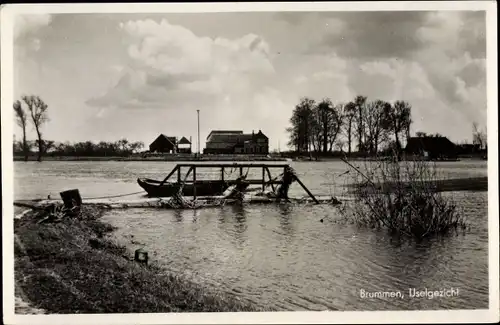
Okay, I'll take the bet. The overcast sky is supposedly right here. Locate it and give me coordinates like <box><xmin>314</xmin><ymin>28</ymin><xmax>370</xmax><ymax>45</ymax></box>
<box><xmin>14</xmin><ymin>10</ymin><xmax>487</xmax><ymax>150</ymax></box>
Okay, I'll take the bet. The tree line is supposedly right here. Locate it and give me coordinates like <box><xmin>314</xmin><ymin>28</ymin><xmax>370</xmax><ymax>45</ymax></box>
<box><xmin>14</xmin><ymin>94</ymin><xmax>146</xmax><ymax>160</ymax></box>
<box><xmin>287</xmin><ymin>95</ymin><xmax>412</xmax><ymax>158</ymax></box>
<box><xmin>13</xmin><ymin>139</ymin><xmax>145</xmax><ymax>157</ymax></box>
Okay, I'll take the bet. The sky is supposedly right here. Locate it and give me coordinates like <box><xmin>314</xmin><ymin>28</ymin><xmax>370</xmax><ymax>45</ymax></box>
<box><xmin>13</xmin><ymin>10</ymin><xmax>487</xmax><ymax>151</ymax></box>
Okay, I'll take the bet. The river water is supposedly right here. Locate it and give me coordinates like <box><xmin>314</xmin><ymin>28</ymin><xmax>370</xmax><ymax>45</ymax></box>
<box><xmin>14</xmin><ymin>160</ymin><xmax>489</xmax><ymax>311</ymax></box>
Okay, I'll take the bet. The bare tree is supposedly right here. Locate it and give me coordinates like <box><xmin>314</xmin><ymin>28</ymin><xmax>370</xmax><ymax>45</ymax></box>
<box><xmin>365</xmin><ymin>100</ymin><xmax>391</xmax><ymax>154</ymax></box>
<box><xmin>287</xmin><ymin>97</ymin><xmax>315</xmax><ymax>153</ymax></box>
<box><xmin>354</xmin><ymin>95</ymin><xmax>368</xmax><ymax>152</ymax></box>
<box><xmin>14</xmin><ymin>100</ymin><xmax>29</xmax><ymax>161</ymax></box>
<box><xmin>385</xmin><ymin>100</ymin><xmax>412</xmax><ymax>159</ymax></box>
<box><xmin>342</xmin><ymin>101</ymin><xmax>356</xmax><ymax>154</ymax></box>
<box><xmin>22</xmin><ymin>95</ymin><xmax>49</xmax><ymax>162</ymax></box>
<box><xmin>310</xmin><ymin>99</ymin><xmax>344</xmax><ymax>154</ymax></box>
<box><xmin>472</xmin><ymin>122</ymin><xmax>487</xmax><ymax>150</ymax></box>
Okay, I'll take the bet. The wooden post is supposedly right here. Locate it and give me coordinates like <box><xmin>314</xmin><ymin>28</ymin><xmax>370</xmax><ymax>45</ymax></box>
<box><xmin>60</xmin><ymin>189</ymin><xmax>82</xmax><ymax>215</ymax></box>
<box><xmin>177</xmin><ymin>166</ymin><xmax>181</xmax><ymax>183</ymax></box>
<box><xmin>221</xmin><ymin>167</ymin><xmax>224</xmax><ymax>183</ymax></box>
<box><xmin>293</xmin><ymin>175</ymin><xmax>319</xmax><ymax>204</ymax></box>
<box><xmin>193</xmin><ymin>166</ymin><xmax>197</xmax><ymax>199</ymax></box>
<box><xmin>134</xmin><ymin>248</ymin><xmax>148</xmax><ymax>266</ymax></box>
<box><xmin>239</xmin><ymin>167</ymin><xmax>243</xmax><ymax>177</ymax></box>
<box><xmin>262</xmin><ymin>167</ymin><xmax>265</xmax><ymax>192</ymax></box>
<box><xmin>265</xmin><ymin>167</ymin><xmax>276</xmax><ymax>192</ymax></box>
<box><xmin>160</xmin><ymin>165</ymin><xmax>178</xmax><ymax>186</ymax></box>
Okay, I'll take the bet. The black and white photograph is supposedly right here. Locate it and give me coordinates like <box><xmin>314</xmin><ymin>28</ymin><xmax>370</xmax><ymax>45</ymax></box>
<box><xmin>2</xmin><ymin>2</ymin><xmax>498</xmax><ymax>324</ymax></box>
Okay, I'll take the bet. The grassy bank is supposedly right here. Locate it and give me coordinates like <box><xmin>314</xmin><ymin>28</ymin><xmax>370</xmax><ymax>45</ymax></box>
<box><xmin>14</xmin><ymin>204</ymin><xmax>268</xmax><ymax>313</ymax></box>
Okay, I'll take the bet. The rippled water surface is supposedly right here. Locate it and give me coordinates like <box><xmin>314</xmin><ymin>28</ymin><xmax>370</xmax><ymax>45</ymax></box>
<box><xmin>14</xmin><ymin>160</ymin><xmax>489</xmax><ymax>310</ymax></box>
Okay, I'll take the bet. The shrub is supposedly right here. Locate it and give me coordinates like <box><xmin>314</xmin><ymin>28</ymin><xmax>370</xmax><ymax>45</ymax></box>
<box><xmin>340</xmin><ymin>153</ymin><xmax>468</xmax><ymax>238</ymax></box>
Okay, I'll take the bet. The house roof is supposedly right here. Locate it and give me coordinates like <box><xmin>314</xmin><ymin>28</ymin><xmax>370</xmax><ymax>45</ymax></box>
<box><xmin>207</xmin><ymin>130</ymin><xmax>268</xmax><ymax>142</ymax></box>
<box><xmin>207</xmin><ymin>130</ymin><xmax>243</xmax><ymax>140</ymax></box>
<box><xmin>405</xmin><ymin>136</ymin><xmax>456</xmax><ymax>153</ymax></box>
<box><xmin>150</xmin><ymin>134</ymin><xmax>176</xmax><ymax>147</ymax></box>
<box><xmin>178</xmin><ymin>136</ymin><xmax>191</xmax><ymax>145</ymax></box>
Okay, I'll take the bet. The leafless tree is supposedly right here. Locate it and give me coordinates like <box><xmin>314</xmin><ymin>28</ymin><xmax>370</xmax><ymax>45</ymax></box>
<box><xmin>365</xmin><ymin>100</ymin><xmax>391</xmax><ymax>154</ymax></box>
<box><xmin>287</xmin><ymin>97</ymin><xmax>315</xmax><ymax>153</ymax></box>
<box><xmin>22</xmin><ymin>95</ymin><xmax>49</xmax><ymax>162</ymax></box>
<box><xmin>385</xmin><ymin>100</ymin><xmax>412</xmax><ymax>159</ymax></box>
<box><xmin>310</xmin><ymin>98</ymin><xmax>343</xmax><ymax>154</ymax></box>
<box><xmin>14</xmin><ymin>100</ymin><xmax>29</xmax><ymax>161</ymax></box>
<box><xmin>354</xmin><ymin>95</ymin><xmax>368</xmax><ymax>152</ymax></box>
<box><xmin>342</xmin><ymin>101</ymin><xmax>356</xmax><ymax>154</ymax></box>
<box><xmin>472</xmin><ymin>122</ymin><xmax>487</xmax><ymax>150</ymax></box>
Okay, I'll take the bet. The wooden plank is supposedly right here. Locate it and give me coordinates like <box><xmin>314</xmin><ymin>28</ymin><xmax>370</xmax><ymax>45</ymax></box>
<box><xmin>160</xmin><ymin>165</ymin><xmax>178</xmax><ymax>186</ymax></box>
<box><xmin>175</xmin><ymin>163</ymin><xmax>290</xmax><ymax>168</ymax></box>
<box><xmin>191</xmin><ymin>180</ymin><xmax>282</xmax><ymax>185</ymax></box>
<box><xmin>193</xmin><ymin>166</ymin><xmax>197</xmax><ymax>199</ymax></box>
<box><xmin>293</xmin><ymin>175</ymin><xmax>319</xmax><ymax>204</ymax></box>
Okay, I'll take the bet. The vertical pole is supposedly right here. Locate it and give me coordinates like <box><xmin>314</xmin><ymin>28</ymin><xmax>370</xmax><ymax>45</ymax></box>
<box><xmin>239</xmin><ymin>167</ymin><xmax>243</xmax><ymax>177</ymax></box>
<box><xmin>193</xmin><ymin>166</ymin><xmax>197</xmax><ymax>199</ymax></box>
<box><xmin>197</xmin><ymin>110</ymin><xmax>200</xmax><ymax>156</ymax></box>
<box><xmin>221</xmin><ymin>167</ymin><xmax>224</xmax><ymax>183</ymax></box>
<box><xmin>262</xmin><ymin>167</ymin><xmax>265</xmax><ymax>192</ymax></box>
<box><xmin>265</xmin><ymin>167</ymin><xmax>275</xmax><ymax>192</ymax></box>
<box><xmin>177</xmin><ymin>166</ymin><xmax>181</xmax><ymax>183</ymax></box>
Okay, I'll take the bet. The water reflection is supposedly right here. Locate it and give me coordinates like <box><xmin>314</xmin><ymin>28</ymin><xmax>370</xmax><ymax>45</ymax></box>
<box><xmin>278</xmin><ymin>205</ymin><xmax>295</xmax><ymax>243</ymax></box>
<box><xmin>173</xmin><ymin>209</ymin><xmax>183</xmax><ymax>222</ymax></box>
<box><xmin>231</xmin><ymin>205</ymin><xmax>248</xmax><ymax>246</ymax></box>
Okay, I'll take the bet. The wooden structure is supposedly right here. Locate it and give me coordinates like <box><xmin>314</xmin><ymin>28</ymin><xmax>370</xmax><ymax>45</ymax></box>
<box><xmin>149</xmin><ymin>134</ymin><xmax>177</xmax><ymax>153</ymax></box>
<box><xmin>204</xmin><ymin>130</ymin><xmax>269</xmax><ymax>155</ymax></box>
<box><xmin>138</xmin><ymin>163</ymin><xmax>319</xmax><ymax>204</ymax></box>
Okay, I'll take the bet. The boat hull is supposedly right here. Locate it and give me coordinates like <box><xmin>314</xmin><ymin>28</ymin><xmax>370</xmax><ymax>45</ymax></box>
<box><xmin>137</xmin><ymin>178</ymin><xmax>229</xmax><ymax>197</ymax></box>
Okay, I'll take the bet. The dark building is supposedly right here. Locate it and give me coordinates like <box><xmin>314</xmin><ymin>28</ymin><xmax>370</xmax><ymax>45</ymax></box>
<box><xmin>405</xmin><ymin>136</ymin><xmax>457</xmax><ymax>160</ymax></box>
<box><xmin>149</xmin><ymin>134</ymin><xmax>177</xmax><ymax>153</ymax></box>
<box><xmin>456</xmin><ymin>143</ymin><xmax>481</xmax><ymax>156</ymax></box>
<box><xmin>177</xmin><ymin>136</ymin><xmax>192</xmax><ymax>154</ymax></box>
<box><xmin>204</xmin><ymin>130</ymin><xmax>269</xmax><ymax>154</ymax></box>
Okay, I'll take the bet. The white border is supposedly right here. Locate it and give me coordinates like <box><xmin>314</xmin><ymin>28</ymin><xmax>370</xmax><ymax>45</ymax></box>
<box><xmin>1</xmin><ymin>2</ymin><xmax>498</xmax><ymax>324</ymax></box>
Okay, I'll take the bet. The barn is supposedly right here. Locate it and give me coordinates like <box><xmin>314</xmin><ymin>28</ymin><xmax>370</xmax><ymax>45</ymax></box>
<box><xmin>149</xmin><ymin>134</ymin><xmax>177</xmax><ymax>153</ymax></box>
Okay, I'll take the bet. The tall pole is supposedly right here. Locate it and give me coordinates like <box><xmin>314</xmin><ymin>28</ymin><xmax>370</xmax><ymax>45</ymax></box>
<box><xmin>197</xmin><ymin>109</ymin><xmax>200</xmax><ymax>155</ymax></box>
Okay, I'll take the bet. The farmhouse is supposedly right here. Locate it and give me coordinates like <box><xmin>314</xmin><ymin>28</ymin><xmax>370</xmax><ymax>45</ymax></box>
<box><xmin>149</xmin><ymin>134</ymin><xmax>191</xmax><ymax>154</ymax></box>
<box><xmin>204</xmin><ymin>130</ymin><xmax>269</xmax><ymax>155</ymax></box>
<box><xmin>405</xmin><ymin>136</ymin><xmax>457</xmax><ymax>160</ymax></box>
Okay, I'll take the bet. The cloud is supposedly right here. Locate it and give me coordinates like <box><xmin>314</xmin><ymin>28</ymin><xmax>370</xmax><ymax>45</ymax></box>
<box><xmin>76</xmin><ymin>12</ymin><xmax>487</xmax><ymax>146</ymax></box>
<box><xmin>87</xmin><ymin>19</ymin><xmax>275</xmax><ymax>111</ymax></box>
<box><xmin>14</xmin><ymin>14</ymin><xmax>52</xmax><ymax>59</ymax></box>
<box><xmin>14</xmin><ymin>14</ymin><xmax>52</xmax><ymax>40</ymax></box>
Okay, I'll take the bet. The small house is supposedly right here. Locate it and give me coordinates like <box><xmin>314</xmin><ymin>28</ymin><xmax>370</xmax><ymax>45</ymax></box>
<box><xmin>149</xmin><ymin>134</ymin><xmax>177</xmax><ymax>153</ymax></box>
<box><xmin>177</xmin><ymin>136</ymin><xmax>192</xmax><ymax>154</ymax></box>
<box><xmin>405</xmin><ymin>136</ymin><xmax>457</xmax><ymax>160</ymax></box>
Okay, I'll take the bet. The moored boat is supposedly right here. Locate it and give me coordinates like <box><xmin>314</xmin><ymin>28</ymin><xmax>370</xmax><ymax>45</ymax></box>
<box><xmin>137</xmin><ymin>178</ymin><xmax>229</xmax><ymax>197</ymax></box>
